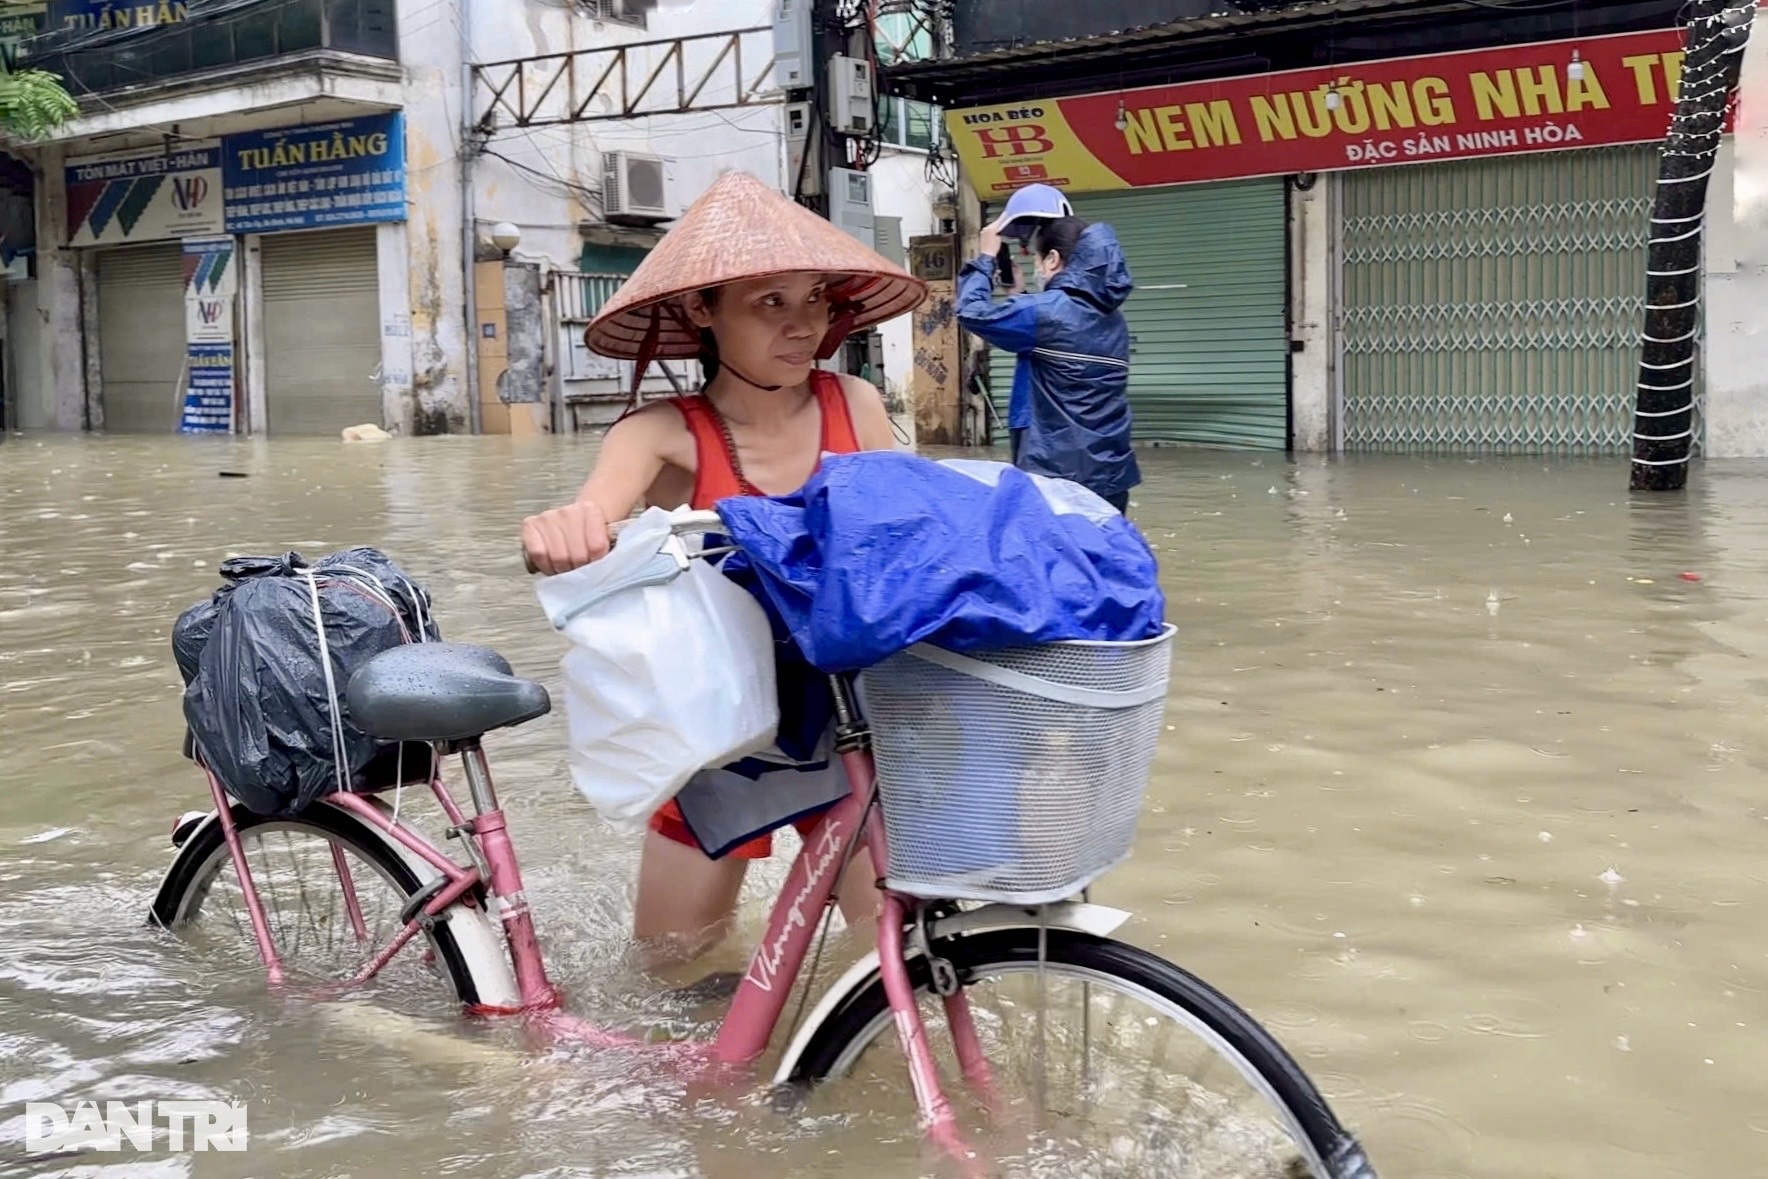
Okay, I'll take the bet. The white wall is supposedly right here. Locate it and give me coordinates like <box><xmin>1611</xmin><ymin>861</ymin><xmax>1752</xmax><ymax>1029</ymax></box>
<box><xmin>396</xmin><ymin>0</ymin><xmax>474</xmax><ymax>431</ymax></box>
<box><xmin>403</xmin><ymin>0</ymin><xmax>793</xmax><ymax>429</ymax></box>
<box><xmin>1703</xmin><ymin>136</ymin><xmax>1768</xmax><ymax>458</ymax></box>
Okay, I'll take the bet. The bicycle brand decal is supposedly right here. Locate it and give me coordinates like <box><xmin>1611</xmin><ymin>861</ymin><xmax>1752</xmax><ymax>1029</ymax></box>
<box><xmin>745</xmin><ymin>819</ymin><xmax>844</xmax><ymax>994</ymax></box>
<box><xmin>23</xmin><ymin>1100</ymin><xmax>247</xmax><ymax>1154</ymax></box>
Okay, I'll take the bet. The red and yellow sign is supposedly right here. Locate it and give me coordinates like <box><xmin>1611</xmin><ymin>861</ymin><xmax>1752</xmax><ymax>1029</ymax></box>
<box><xmin>948</xmin><ymin>28</ymin><xmax>1703</xmax><ymax>195</ymax></box>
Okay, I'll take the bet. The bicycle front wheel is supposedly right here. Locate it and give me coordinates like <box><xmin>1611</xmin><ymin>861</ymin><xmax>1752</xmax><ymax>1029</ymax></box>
<box><xmin>789</xmin><ymin>927</ymin><xmax>1375</xmax><ymax>1179</ymax></box>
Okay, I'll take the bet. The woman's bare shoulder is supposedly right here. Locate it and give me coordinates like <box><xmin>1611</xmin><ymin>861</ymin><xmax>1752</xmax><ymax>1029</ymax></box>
<box><xmin>833</xmin><ymin>373</ymin><xmax>897</xmax><ymax>451</ymax></box>
<box><xmin>603</xmin><ymin>398</ymin><xmax>693</xmax><ymax>450</ymax></box>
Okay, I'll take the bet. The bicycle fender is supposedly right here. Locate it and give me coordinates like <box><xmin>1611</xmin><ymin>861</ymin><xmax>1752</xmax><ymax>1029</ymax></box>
<box><xmin>149</xmin><ymin>801</ymin><xmax>523</xmax><ymax>1011</ymax></box>
<box><xmin>769</xmin><ymin>901</ymin><xmax>1130</xmax><ymax>1085</ymax></box>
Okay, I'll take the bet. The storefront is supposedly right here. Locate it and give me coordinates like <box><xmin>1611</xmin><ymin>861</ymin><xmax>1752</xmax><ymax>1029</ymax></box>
<box><xmin>1338</xmin><ymin>143</ymin><xmax>1662</xmax><ymax>453</ymax></box>
<box><xmin>63</xmin><ymin>140</ymin><xmax>226</xmax><ymax>432</ymax></box>
<box><xmin>63</xmin><ymin>110</ymin><xmax>405</xmax><ymax>436</ymax></box>
<box><xmin>948</xmin><ymin>25</ymin><xmax>1695</xmax><ymax>453</ymax></box>
<box><xmin>224</xmin><ymin>113</ymin><xmax>405</xmax><ymax>434</ymax></box>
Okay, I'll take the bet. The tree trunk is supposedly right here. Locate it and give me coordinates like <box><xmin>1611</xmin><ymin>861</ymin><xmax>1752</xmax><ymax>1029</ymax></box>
<box><xmin>1631</xmin><ymin>0</ymin><xmax>1755</xmax><ymax>490</ymax></box>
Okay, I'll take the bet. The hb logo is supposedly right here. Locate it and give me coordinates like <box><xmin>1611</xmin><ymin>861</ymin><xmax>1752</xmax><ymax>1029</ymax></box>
<box><xmin>975</xmin><ymin>125</ymin><xmax>1053</xmax><ymax>159</ymax></box>
<box><xmin>170</xmin><ymin>176</ymin><xmax>208</xmax><ymax>210</ymax></box>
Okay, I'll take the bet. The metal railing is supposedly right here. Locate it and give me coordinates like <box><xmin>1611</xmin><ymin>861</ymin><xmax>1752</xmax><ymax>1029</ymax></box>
<box><xmin>20</xmin><ymin>0</ymin><xmax>397</xmax><ymax>97</ymax></box>
<box><xmin>473</xmin><ymin>25</ymin><xmax>777</xmax><ymax>131</ymax></box>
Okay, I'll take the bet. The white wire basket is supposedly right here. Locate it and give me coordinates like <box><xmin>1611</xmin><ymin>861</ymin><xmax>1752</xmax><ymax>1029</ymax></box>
<box><xmin>859</xmin><ymin>625</ymin><xmax>1175</xmax><ymax>905</ymax></box>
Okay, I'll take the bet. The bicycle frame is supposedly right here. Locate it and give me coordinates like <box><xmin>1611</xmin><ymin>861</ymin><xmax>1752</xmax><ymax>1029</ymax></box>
<box><xmin>201</xmin><ymin>684</ymin><xmax>987</xmax><ymax>1147</ymax></box>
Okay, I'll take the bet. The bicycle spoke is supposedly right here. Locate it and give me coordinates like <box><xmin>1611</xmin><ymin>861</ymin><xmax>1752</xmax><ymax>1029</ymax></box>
<box><xmin>285</xmin><ymin>830</ymin><xmax>320</xmax><ymax>961</ymax></box>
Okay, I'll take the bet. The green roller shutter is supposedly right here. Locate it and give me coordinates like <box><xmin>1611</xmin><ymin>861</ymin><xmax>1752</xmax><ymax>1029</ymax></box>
<box><xmin>1339</xmin><ymin>145</ymin><xmax>1671</xmax><ymax>454</ymax></box>
<box><xmin>981</xmin><ymin>178</ymin><xmax>1289</xmax><ymax>450</ymax></box>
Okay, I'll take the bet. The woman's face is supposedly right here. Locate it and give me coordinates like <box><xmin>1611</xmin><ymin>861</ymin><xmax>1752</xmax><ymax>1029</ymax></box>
<box><xmin>685</xmin><ymin>273</ymin><xmax>833</xmax><ymax>389</ymax></box>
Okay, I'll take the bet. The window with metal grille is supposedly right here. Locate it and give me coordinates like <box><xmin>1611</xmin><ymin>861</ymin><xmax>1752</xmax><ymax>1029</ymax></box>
<box><xmin>556</xmin><ymin>269</ymin><xmax>701</xmax><ymax>390</ymax></box>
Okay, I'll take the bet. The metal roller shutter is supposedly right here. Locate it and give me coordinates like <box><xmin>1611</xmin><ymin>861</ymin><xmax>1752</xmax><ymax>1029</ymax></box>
<box><xmin>97</xmin><ymin>243</ymin><xmax>187</xmax><ymax>433</ymax></box>
<box><xmin>984</xmin><ymin>179</ymin><xmax>1290</xmax><ymax>450</ymax></box>
<box><xmin>261</xmin><ymin>227</ymin><xmax>382</xmax><ymax>435</ymax></box>
<box><xmin>1339</xmin><ymin>145</ymin><xmax>1672</xmax><ymax>454</ymax></box>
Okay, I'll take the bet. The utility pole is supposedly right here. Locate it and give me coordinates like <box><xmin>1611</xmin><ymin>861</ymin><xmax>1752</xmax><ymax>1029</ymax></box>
<box><xmin>801</xmin><ymin>0</ymin><xmax>885</xmax><ymax>379</ymax></box>
<box><xmin>1631</xmin><ymin>0</ymin><xmax>1755</xmax><ymax>490</ymax></box>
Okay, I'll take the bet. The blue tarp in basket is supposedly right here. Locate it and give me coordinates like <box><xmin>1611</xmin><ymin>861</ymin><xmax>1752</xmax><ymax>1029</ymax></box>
<box><xmin>716</xmin><ymin>453</ymin><xmax>1164</xmax><ymax>673</ymax></box>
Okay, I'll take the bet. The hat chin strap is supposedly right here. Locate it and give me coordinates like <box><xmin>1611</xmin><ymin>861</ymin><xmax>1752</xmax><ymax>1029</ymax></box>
<box><xmin>712</xmin><ymin>358</ymin><xmax>784</xmax><ymax>393</ymax></box>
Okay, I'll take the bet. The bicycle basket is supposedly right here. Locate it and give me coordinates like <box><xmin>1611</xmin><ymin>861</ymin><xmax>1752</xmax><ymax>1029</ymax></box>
<box><xmin>858</xmin><ymin>624</ymin><xmax>1175</xmax><ymax>905</ymax></box>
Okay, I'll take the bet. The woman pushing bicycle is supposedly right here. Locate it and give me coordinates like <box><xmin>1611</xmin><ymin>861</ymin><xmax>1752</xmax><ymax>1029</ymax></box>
<box><xmin>519</xmin><ymin>171</ymin><xmax>928</xmax><ymax>966</ymax></box>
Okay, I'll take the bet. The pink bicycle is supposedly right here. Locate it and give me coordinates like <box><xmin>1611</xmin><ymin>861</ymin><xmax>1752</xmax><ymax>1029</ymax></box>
<box><xmin>150</xmin><ymin>511</ymin><xmax>1376</xmax><ymax>1178</ymax></box>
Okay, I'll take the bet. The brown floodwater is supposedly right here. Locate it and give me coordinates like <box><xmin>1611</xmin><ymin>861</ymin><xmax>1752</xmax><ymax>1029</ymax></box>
<box><xmin>3</xmin><ymin>432</ymin><xmax>1766</xmax><ymax>1178</ymax></box>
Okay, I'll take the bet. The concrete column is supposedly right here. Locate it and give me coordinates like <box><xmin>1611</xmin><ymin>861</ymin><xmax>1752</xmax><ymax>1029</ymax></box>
<box><xmin>376</xmin><ymin>221</ymin><xmax>415</xmax><ymax>433</ymax></box>
<box><xmin>241</xmin><ymin>234</ymin><xmax>267</xmax><ymax>433</ymax></box>
<box><xmin>77</xmin><ymin>250</ymin><xmax>99</xmax><ymax>430</ymax></box>
<box><xmin>1703</xmin><ymin>137</ymin><xmax>1768</xmax><ymax>457</ymax></box>
<box><xmin>1288</xmin><ymin>175</ymin><xmax>1333</xmax><ymax>453</ymax></box>
<box><xmin>34</xmin><ymin>145</ymin><xmax>85</xmax><ymax>431</ymax></box>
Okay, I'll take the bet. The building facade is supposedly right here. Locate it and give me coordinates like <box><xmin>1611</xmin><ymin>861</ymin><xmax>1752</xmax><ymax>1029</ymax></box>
<box><xmin>887</xmin><ymin>0</ymin><xmax>1768</xmax><ymax>457</ymax></box>
<box><xmin>1</xmin><ymin>0</ymin><xmax>935</xmax><ymax>436</ymax></box>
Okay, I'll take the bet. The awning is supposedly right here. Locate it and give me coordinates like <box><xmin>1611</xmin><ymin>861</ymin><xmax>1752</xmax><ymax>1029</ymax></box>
<box><xmin>884</xmin><ymin>0</ymin><xmax>1683</xmax><ymax>106</ymax></box>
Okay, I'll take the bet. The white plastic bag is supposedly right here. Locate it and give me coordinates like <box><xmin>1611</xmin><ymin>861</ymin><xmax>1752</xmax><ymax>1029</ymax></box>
<box><xmin>534</xmin><ymin>506</ymin><xmax>780</xmax><ymax>834</ymax></box>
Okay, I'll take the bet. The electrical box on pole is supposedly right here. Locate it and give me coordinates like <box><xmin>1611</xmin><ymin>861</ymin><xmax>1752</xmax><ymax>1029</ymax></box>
<box><xmin>829</xmin><ymin>55</ymin><xmax>875</xmax><ymax>135</ymax></box>
<box><xmin>829</xmin><ymin>166</ymin><xmax>875</xmax><ymax>245</ymax></box>
<box><xmin>773</xmin><ymin>0</ymin><xmax>815</xmax><ymax>90</ymax></box>
<box><xmin>785</xmin><ymin>101</ymin><xmax>818</xmax><ymax>196</ymax></box>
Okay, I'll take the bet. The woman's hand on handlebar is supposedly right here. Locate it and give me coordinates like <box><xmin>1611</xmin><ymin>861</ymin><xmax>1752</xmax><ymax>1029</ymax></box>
<box><xmin>521</xmin><ymin>501</ymin><xmax>611</xmax><ymax>575</ymax></box>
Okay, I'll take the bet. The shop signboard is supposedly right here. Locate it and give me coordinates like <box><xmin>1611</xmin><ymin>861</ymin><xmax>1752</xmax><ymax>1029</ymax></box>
<box><xmin>221</xmin><ymin>113</ymin><xmax>407</xmax><ymax>234</ymax></box>
<box><xmin>948</xmin><ymin>28</ymin><xmax>1705</xmax><ymax>195</ymax></box>
<box><xmin>64</xmin><ymin>142</ymin><xmax>223</xmax><ymax>245</ymax></box>
<box><xmin>177</xmin><ymin>235</ymin><xmax>236</xmax><ymax>433</ymax></box>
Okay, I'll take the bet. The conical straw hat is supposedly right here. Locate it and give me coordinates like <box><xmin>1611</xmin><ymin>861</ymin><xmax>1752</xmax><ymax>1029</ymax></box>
<box><xmin>586</xmin><ymin>170</ymin><xmax>927</xmax><ymax>363</ymax></box>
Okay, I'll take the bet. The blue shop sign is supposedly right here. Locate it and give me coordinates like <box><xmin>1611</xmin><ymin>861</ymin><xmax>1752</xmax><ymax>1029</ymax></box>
<box><xmin>222</xmin><ymin>113</ymin><xmax>406</xmax><ymax>234</ymax></box>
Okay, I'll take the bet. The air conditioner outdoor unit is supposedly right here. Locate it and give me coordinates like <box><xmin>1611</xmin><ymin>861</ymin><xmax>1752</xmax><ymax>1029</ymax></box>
<box><xmin>602</xmin><ymin>150</ymin><xmax>673</xmax><ymax>223</ymax></box>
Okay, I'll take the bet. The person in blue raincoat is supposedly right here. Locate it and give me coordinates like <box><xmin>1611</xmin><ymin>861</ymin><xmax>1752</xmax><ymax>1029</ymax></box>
<box><xmin>957</xmin><ymin>201</ymin><xmax>1141</xmax><ymax>512</ymax></box>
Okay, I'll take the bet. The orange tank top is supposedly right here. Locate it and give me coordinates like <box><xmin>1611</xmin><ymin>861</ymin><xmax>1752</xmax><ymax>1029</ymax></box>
<box><xmin>670</xmin><ymin>370</ymin><xmax>861</xmax><ymax>509</ymax></box>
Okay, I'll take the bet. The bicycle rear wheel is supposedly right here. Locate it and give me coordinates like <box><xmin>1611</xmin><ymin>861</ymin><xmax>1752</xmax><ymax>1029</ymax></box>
<box><xmin>150</xmin><ymin>802</ymin><xmax>484</xmax><ymax>1009</ymax></box>
<box><xmin>789</xmin><ymin>927</ymin><xmax>1375</xmax><ymax>1179</ymax></box>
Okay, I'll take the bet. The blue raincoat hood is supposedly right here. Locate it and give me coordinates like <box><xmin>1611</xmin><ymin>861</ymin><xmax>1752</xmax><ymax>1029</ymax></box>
<box><xmin>1046</xmin><ymin>223</ymin><xmax>1133</xmax><ymax>313</ymax></box>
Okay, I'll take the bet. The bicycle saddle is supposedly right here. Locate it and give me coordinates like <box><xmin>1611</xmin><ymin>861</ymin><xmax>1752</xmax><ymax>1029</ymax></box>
<box><xmin>346</xmin><ymin>643</ymin><xmax>550</xmax><ymax>744</ymax></box>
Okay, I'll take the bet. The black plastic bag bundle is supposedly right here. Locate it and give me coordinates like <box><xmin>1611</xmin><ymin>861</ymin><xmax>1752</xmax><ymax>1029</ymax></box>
<box><xmin>175</xmin><ymin>547</ymin><xmax>441</xmax><ymax>816</ymax></box>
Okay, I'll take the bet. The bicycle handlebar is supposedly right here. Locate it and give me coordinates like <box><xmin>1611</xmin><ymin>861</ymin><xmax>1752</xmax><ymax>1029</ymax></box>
<box><xmin>522</xmin><ymin>508</ymin><xmax>725</xmax><ymax>575</ymax></box>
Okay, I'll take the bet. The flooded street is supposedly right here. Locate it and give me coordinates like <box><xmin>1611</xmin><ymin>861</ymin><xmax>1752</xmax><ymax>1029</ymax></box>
<box><xmin>4</xmin><ymin>433</ymin><xmax>1768</xmax><ymax>1178</ymax></box>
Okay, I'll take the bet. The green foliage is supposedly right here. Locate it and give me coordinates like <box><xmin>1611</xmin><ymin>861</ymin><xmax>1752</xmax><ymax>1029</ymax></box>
<box><xmin>0</xmin><ymin>68</ymin><xmax>79</xmax><ymax>139</ymax></box>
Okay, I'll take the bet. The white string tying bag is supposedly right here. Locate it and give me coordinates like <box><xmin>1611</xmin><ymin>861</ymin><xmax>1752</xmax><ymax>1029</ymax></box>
<box><xmin>534</xmin><ymin>506</ymin><xmax>780</xmax><ymax>834</ymax></box>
